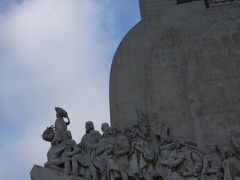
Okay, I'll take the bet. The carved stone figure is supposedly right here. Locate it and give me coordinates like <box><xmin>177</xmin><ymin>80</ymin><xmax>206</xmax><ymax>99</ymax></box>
<box><xmin>127</xmin><ymin>125</ymin><xmax>154</xmax><ymax>180</ymax></box>
<box><xmin>106</xmin><ymin>126</ymin><xmax>130</xmax><ymax>180</ymax></box>
<box><xmin>155</xmin><ymin>140</ymin><xmax>202</xmax><ymax>180</ymax></box>
<box><xmin>42</xmin><ymin>108</ymin><xmax>72</xmax><ymax>173</ymax></box>
<box><xmin>222</xmin><ymin>147</ymin><xmax>240</xmax><ymax>180</ymax></box>
<box><xmin>53</xmin><ymin>107</ymin><xmax>70</xmax><ymax>145</ymax></box>
<box><xmin>201</xmin><ymin>143</ymin><xmax>223</xmax><ymax>180</ymax></box>
<box><xmin>101</xmin><ymin>123</ymin><xmax>111</xmax><ymax>138</ymax></box>
<box><xmin>44</xmin><ymin>130</ymin><xmax>77</xmax><ymax>174</ymax></box>
<box><xmin>38</xmin><ymin>109</ymin><xmax>240</xmax><ymax>180</ymax></box>
<box><xmin>159</xmin><ymin>134</ymin><xmax>176</xmax><ymax>161</ymax></box>
<box><xmin>179</xmin><ymin>145</ymin><xmax>203</xmax><ymax>180</ymax></box>
<box><xmin>148</xmin><ymin>139</ymin><xmax>183</xmax><ymax>180</ymax></box>
<box><xmin>72</xmin><ymin>121</ymin><xmax>101</xmax><ymax>179</ymax></box>
<box><xmin>93</xmin><ymin>123</ymin><xmax>111</xmax><ymax>180</ymax></box>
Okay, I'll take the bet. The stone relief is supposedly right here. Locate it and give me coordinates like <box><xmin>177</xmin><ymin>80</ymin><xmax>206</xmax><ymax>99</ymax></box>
<box><xmin>42</xmin><ymin>108</ymin><xmax>240</xmax><ymax>180</ymax></box>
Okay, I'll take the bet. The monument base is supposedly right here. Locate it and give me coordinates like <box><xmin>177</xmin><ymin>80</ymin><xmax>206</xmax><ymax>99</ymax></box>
<box><xmin>30</xmin><ymin>165</ymin><xmax>83</xmax><ymax>180</ymax></box>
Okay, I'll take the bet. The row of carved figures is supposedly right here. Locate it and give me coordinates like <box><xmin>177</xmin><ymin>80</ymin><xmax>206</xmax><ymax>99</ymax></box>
<box><xmin>42</xmin><ymin>107</ymin><xmax>240</xmax><ymax>180</ymax></box>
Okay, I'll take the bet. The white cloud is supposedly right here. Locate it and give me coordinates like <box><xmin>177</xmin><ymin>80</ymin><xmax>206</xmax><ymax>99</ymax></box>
<box><xmin>0</xmin><ymin>0</ymin><xmax>122</xmax><ymax>179</ymax></box>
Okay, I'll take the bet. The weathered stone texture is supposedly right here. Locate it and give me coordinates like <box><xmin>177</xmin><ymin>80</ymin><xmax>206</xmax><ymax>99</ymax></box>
<box><xmin>139</xmin><ymin>0</ymin><xmax>176</xmax><ymax>19</ymax></box>
<box><xmin>30</xmin><ymin>165</ymin><xmax>83</xmax><ymax>180</ymax></box>
<box><xmin>30</xmin><ymin>1</ymin><xmax>240</xmax><ymax>180</ymax></box>
<box><xmin>110</xmin><ymin>0</ymin><xmax>240</xmax><ymax>149</ymax></box>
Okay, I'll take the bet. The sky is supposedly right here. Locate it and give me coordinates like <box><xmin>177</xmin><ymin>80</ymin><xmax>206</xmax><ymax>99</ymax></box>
<box><xmin>0</xmin><ymin>0</ymin><xmax>140</xmax><ymax>179</ymax></box>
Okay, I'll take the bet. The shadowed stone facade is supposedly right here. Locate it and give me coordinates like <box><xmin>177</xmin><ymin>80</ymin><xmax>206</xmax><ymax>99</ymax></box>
<box><xmin>110</xmin><ymin>0</ymin><xmax>240</xmax><ymax>150</ymax></box>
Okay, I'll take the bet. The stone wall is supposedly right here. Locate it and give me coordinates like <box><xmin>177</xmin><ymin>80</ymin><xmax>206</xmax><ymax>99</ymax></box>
<box><xmin>139</xmin><ymin>0</ymin><xmax>176</xmax><ymax>19</ymax></box>
<box><xmin>109</xmin><ymin>0</ymin><xmax>240</xmax><ymax>149</ymax></box>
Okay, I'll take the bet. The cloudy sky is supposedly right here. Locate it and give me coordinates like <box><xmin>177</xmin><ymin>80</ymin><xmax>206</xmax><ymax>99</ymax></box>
<box><xmin>0</xmin><ymin>0</ymin><xmax>140</xmax><ymax>179</ymax></box>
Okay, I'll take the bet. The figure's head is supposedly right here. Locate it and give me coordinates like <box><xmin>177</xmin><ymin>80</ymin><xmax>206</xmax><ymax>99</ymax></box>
<box><xmin>55</xmin><ymin>107</ymin><xmax>68</xmax><ymax>118</ymax></box>
<box><xmin>208</xmin><ymin>143</ymin><xmax>219</xmax><ymax>153</ymax></box>
<box><xmin>101</xmin><ymin>123</ymin><xmax>110</xmax><ymax>134</ymax></box>
<box><xmin>85</xmin><ymin>121</ymin><xmax>94</xmax><ymax>133</ymax></box>
<box><xmin>223</xmin><ymin>147</ymin><xmax>233</xmax><ymax>158</ymax></box>
<box><xmin>110</xmin><ymin>126</ymin><xmax>120</xmax><ymax>136</ymax></box>
<box><xmin>130</xmin><ymin>125</ymin><xmax>139</xmax><ymax>137</ymax></box>
<box><xmin>55</xmin><ymin>107</ymin><xmax>70</xmax><ymax>125</ymax></box>
<box><xmin>107</xmin><ymin>143</ymin><xmax>114</xmax><ymax>154</ymax></box>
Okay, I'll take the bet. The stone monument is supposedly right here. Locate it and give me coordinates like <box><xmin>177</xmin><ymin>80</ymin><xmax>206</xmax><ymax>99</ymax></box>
<box><xmin>110</xmin><ymin>0</ymin><xmax>240</xmax><ymax>150</ymax></box>
<box><xmin>31</xmin><ymin>0</ymin><xmax>240</xmax><ymax>180</ymax></box>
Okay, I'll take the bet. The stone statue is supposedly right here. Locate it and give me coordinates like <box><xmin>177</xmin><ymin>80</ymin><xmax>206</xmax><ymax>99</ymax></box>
<box><xmin>44</xmin><ymin>130</ymin><xmax>77</xmax><ymax>174</ymax></box>
<box><xmin>153</xmin><ymin>139</ymin><xmax>203</xmax><ymax>180</ymax></box>
<box><xmin>72</xmin><ymin>121</ymin><xmax>101</xmax><ymax>179</ymax></box>
<box><xmin>93</xmin><ymin>123</ymin><xmax>112</xmax><ymax>180</ymax></box>
<box><xmin>222</xmin><ymin>147</ymin><xmax>240</xmax><ymax>180</ymax></box>
<box><xmin>127</xmin><ymin>125</ymin><xmax>154</xmax><ymax>180</ymax></box>
<box><xmin>105</xmin><ymin>126</ymin><xmax>130</xmax><ymax>180</ymax></box>
<box><xmin>31</xmin><ymin>0</ymin><xmax>240</xmax><ymax>178</ymax></box>
<box><xmin>179</xmin><ymin>145</ymin><xmax>203</xmax><ymax>179</ymax></box>
<box><xmin>42</xmin><ymin>108</ymin><xmax>72</xmax><ymax>173</ymax></box>
<box><xmin>158</xmin><ymin>140</ymin><xmax>185</xmax><ymax>180</ymax></box>
<box><xmin>38</xmin><ymin>108</ymin><xmax>240</xmax><ymax>180</ymax></box>
<box><xmin>149</xmin><ymin>128</ymin><xmax>179</xmax><ymax>179</ymax></box>
<box><xmin>53</xmin><ymin>107</ymin><xmax>70</xmax><ymax>145</ymax></box>
<box><xmin>101</xmin><ymin>123</ymin><xmax>111</xmax><ymax>138</ymax></box>
<box><xmin>158</xmin><ymin>134</ymin><xmax>176</xmax><ymax>161</ymax></box>
<box><xmin>201</xmin><ymin>143</ymin><xmax>223</xmax><ymax>180</ymax></box>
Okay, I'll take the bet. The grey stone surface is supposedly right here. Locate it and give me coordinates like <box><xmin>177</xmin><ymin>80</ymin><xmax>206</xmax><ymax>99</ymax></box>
<box><xmin>30</xmin><ymin>165</ymin><xmax>82</xmax><ymax>180</ymax></box>
<box><xmin>33</xmin><ymin>110</ymin><xmax>240</xmax><ymax>180</ymax></box>
<box><xmin>110</xmin><ymin>0</ymin><xmax>240</xmax><ymax>150</ymax></box>
<box><xmin>71</xmin><ymin>121</ymin><xmax>101</xmax><ymax>178</ymax></box>
<box><xmin>32</xmin><ymin>1</ymin><xmax>240</xmax><ymax>180</ymax></box>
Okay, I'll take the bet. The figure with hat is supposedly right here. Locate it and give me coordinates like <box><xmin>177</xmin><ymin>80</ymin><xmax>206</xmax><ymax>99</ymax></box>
<box><xmin>53</xmin><ymin>107</ymin><xmax>70</xmax><ymax>145</ymax></box>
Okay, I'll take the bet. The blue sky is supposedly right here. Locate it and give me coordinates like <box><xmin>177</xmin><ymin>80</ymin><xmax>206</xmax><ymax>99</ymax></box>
<box><xmin>0</xmin><ymin>0</ymin><xmax>140</xmax><ymax>179</ymax></box>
